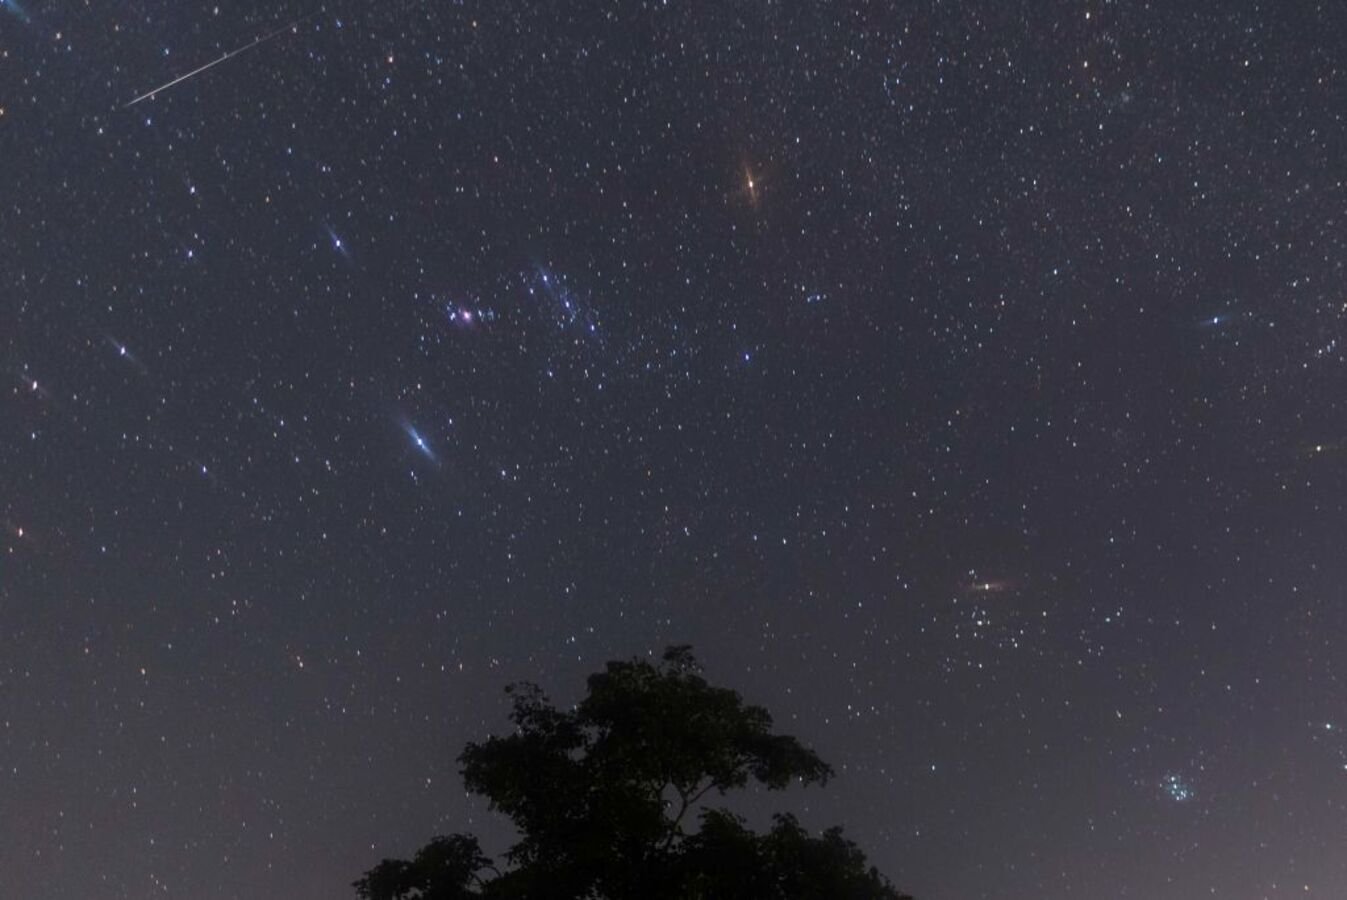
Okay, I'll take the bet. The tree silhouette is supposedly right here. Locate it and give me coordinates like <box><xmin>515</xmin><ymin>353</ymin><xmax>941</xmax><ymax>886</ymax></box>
<box><xmin>355</xmin><ymin>646</ymin><xmax>911</xmax><ymax>899</ymax></box>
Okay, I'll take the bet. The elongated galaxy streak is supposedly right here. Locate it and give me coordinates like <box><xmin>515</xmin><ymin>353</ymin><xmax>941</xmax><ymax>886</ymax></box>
<box><xmin>124</xmin><ymin>14</ymin><xmax>314</xmax><ymax>108</ymax></box>
<box><xmin>2</xmin><ymin>0</ymin><xmax>33</xmax><ymax>25</ymax></box>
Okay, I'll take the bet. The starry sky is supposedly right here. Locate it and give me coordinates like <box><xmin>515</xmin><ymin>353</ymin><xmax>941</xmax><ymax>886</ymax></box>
<box><xmin>2</xmin><ymin>1</ymin><xmax>1345</xmax><ymax>897</ymax></box>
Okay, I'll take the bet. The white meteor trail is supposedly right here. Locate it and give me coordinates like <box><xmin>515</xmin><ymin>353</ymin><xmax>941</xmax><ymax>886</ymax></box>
<box><xmin>124</xmin><ymin>14</ymin><xmax>313</xmax><ymax>108</ymax></box>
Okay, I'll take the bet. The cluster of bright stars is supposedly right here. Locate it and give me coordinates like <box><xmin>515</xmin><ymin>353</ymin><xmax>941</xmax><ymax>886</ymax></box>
<box><xmin>1161</xmin><ymin>772</ymin><xmax>1194</xmax><ymax>803</ymax></box>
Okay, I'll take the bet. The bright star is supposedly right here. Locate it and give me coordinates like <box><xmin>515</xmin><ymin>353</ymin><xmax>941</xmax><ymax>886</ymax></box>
<box><xmin>324</xmin><ymin>224</ymin><xmax>352</xmax><ymax>260</ymax></box>
<box><xmin>401</xmin><ymin>421</ymin><xmax>438</xmax><ymax>464</ymax></box>
<box><xmin>743</xmin><ymin>166</ymin><xmax>760</xmax><ymax>206</ymax></box>
<box><xmin>106</xmin><ymin>335</ymin><xmax>134</xmax><ymax>361</ymax></box>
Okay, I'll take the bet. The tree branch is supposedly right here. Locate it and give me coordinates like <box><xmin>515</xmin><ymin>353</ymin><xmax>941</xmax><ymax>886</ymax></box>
<box><xmin>661</xmin><ymin>781</ymin><xmax>695</xmax><ymax>850</ymax></box>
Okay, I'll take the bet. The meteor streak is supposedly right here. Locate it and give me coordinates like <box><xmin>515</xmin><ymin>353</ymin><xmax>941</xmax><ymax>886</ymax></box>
<box><xmin>124</xmin><ymin>14</ymin><xmax>314</xmax><ymax>108</ymax></box>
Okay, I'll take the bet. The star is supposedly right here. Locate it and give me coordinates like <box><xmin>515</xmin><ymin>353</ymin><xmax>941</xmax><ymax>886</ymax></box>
<box><xmin>401</xmin><ymin>421</ymin><xmax>439</xmax><ymax>465</ymax></box>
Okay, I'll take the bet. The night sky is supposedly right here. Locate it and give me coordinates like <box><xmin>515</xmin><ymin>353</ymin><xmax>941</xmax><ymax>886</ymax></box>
<box><xmin>3</xmin><ymin>1</ymin><xmax>1345</xmax><ymax>897</ymax></box>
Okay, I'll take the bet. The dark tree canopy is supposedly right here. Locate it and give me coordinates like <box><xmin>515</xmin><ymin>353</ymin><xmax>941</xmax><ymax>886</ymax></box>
<box><xmin>355</xmin><ymin>646</ymin><xmax>911</xmax><ymax>900</ymax></box>
<box><xmin>354</xmin><ymin>835</ymin><xmax>494</xmax><ymax>900</ymax></box>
